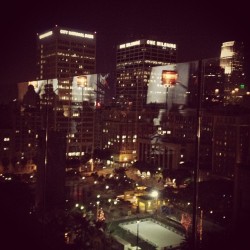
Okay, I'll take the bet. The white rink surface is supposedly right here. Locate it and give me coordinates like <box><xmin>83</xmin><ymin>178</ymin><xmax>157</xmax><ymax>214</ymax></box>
<box><xmin>120</xmin><ymin>219</ymin><xmax>184</xmax><ymax>248</ymax></box>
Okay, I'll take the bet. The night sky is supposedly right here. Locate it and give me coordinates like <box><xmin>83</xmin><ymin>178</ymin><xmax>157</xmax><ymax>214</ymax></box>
<box><xmin>1</xmin><ymin>0</ymin><xmax>249</xmax><ymax>103</ymax></box>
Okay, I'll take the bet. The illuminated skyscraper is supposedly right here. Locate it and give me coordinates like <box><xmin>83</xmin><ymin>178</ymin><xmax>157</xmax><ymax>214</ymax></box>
<box><xmin>220</xmin><ymin>41</ymin><xmax>246</xmax><ymax>104</ymax></box>
<box><xmin>103</xmin><ymin>39</ymin><xmax>177</xmax><ymax>164</ymax></box>
<box><xmin>116</xmin><ymin>39</ymin><xmax>177</xmax><ymax>111</ymax></box>
<box><xmin>37</xmin><ymin>25</ymin><xmax>96</xmax><ymax>80</ymax></box>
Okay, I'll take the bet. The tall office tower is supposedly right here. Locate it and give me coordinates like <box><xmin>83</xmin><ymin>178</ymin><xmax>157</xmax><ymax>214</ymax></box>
<box><xmin>220</xmin><ymin>41</ymin><xmax>246</xmax><ymax>104</ymax></box>
<box><xmin>116</xmin><ymin>39</ymin><xmax>177</xmax><ymax>111</ymax></box>
<box><xmin>202</xmin><ymin>58</ymin><xmax>225</xmax><ymax>107</ymax></box>
<box><xmin>104</xmin><ymin>39</ymin><xmax>177</xmax><ymax>164</ymax></box>
<box><xmin>37</xmin><ymin>25</ymin><xmax>96</xmax><ymax>80</ymax></box>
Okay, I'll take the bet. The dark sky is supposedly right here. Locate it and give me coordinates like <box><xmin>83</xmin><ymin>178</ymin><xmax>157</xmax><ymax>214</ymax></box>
<box><xmin>0</xmin><ymin>0</ymin><xmax>249</xmax><ymax>103</ymax></box>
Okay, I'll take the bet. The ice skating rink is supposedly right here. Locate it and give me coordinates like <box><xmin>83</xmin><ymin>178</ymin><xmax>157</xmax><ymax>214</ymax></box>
<box><xmin>120</xmin><ymin>219</ymin><xmax>184</xmax><ymax>248</ymax></box>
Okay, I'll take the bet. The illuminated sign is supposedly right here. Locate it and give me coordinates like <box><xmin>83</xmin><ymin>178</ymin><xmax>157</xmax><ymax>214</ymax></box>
<box><xmin>147</xmin><ymin>40</ymin><xmax>156</xmax><ymax>45</ymax></box>
<box><xmin>119</xmin><ymin>40</ymin><xmax>141</xmax><ymax>49</ymax></box>
<box><xmin>39</xmin><ymin>31</ymin><xmax>53</xmax><ymax>39</ymax></box>
<box><xmin>60</xmin><ymin>29</ymin><xmax>94</xmax><ymax>39</ymax></box>
<box><xmin>147</xmin><ymin>40</ymin><xmax>176</xmax><ymax>49</ymax></box>
<box><xmin>146</xmin><ymin>62</ymin><xmax>198</xmax><ymax>107</ymax></box>
<box><xmin>161</xmin><ymin>70</ymin><xmax>178</xmax><ymax>86</ymax></box>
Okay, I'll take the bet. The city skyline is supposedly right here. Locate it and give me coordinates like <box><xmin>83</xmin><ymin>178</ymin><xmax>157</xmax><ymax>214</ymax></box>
<box><xmin>1</xmin><ymin>2</ymin><xmax>250</xmax><ymax>248</ymax></box>
<box><xmin>1</xmin><ymin>0</ymin><xmax>249</xmax><ymax>103</ymax></box>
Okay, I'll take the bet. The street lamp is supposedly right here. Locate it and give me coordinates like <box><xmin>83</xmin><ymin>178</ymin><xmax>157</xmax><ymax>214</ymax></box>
<box><xmin>136</xmin><ymin>219</ymin><xmax>140</xmax><ymax>250</ymax></box>
<box><xmin>151</xmin><ymin>190</ymin><xmax>159</xmax><ymax>215</ymax></box>
<box><xmin>96</xmin><ymin>201</ymin><xmax>100</xmax><ymax>221</ymax></box>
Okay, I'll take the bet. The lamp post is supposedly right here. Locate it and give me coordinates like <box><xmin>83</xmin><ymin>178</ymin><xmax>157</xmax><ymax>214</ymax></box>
<box><xmin>136</xmin><ymin>219</ymin><xmax>140</xmax><ymax>250</ymax></box>
<box><xmin>96</xmin><ymin>201</ymin><xmax>100</xmax><ymax>221</ymax></box>
<box><xmin>151</xmin><ymin>190</ymin><xmax>159</xmax><ymax>215</ymax></box>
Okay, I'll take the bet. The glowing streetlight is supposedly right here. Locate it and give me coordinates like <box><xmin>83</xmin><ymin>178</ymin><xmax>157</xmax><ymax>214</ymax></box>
<box><xmin>151</xmin><ymin>190</ymin><xmax>159</xmax><ymax>199</ymax></box>
<box><xmin>151</xmin><ymin>190</ymin><xmax>159</xmax><ymax>214</ymax></box>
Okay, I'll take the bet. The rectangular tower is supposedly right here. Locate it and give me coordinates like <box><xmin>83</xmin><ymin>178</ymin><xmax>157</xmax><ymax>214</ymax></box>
<box><xmin>37</xmin><ymin>25</ymin><xmax>96</xmax><ymax>80</ymax></box>
<box><xmin>103</xmin><ymin>38</ymin><xmax>177</xmax><ymax>164</ymax></box>
<box><xmin>116</xmin><ymin>39</ymin><xmax>177</xmax><ymax>111</ymax></box>
<box><xmin>220</xmin><ymin>41</ymin><xmax>246</xmax><ymax>104</ymax></box>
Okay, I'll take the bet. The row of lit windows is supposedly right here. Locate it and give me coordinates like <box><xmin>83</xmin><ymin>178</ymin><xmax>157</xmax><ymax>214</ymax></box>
<box><xmin>57</xmin><ymin>52</ymin><xmax>83</xmax><ymax>58</ymax></box>
<box><xmin>40</xmin><ymin>42</ymin><xmax>95</xmax><ymax>51</ymax></box>
<box><xmin>41</xmin><ymin>52</ymin><xmax>95</xmax><ymax>60</ymax></box>
<box><xmin>117</xmin><ymin>54</ymin><xmax>175</xmax><ymax>62</ymax></box>
<box><xmin>117</xmin><ymin>60</ymin><xmax>173</xmax><ymax>69</ymax></box>
<box><xmin>117</xmin><ymin>71</ymin><xmax>149</xmax><ymax>77</ymax></box>
<box><xmin>57</xmin><ymin>39</ymin><xmax>95</xmax><ymax>48</ymax></box>
<box><xmin>117</xmin><ymin>50</ymin><xmax>176</xmax><ymax>58</ymax></box>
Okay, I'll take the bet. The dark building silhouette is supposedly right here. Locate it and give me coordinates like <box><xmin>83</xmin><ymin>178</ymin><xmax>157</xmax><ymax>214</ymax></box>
<box><xmin>22</xmin><ymin>84</ymin><xmax>40</xmax><ymax>111</ymax></box>
<box><xmin>36</xmin><ymin>130</ymin><xmax>66</xmax><ymax>211</ymax></box>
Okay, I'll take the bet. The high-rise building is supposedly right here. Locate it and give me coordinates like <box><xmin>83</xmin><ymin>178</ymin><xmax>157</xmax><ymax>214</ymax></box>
<box><xmin>116</xmin><ymin>39</ymin><xmax>177</xmax><ymax>111</ymax></box>
<box><xmin>220</xmin><ymin>41</ymin><xmax>246</xmax><ymax>104</ymax></box>
<box><xmin>37</xmin><ymin>25</ymin><xmax>96</xmax><ymax>80</ymax></box>
<box><xmin>202</xmin><ymin>58</ymin><xmax>225</xmax><ymax>107</ymax></box>
<box><xmin>102</xmin><ymin>38</ymin><xmax>177</xmax><ymax>164</ymax></box>
<box><xmin>17</xmin><ymin>72</ymin><xmax>110</xmax><ymax>163</ymax></box>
